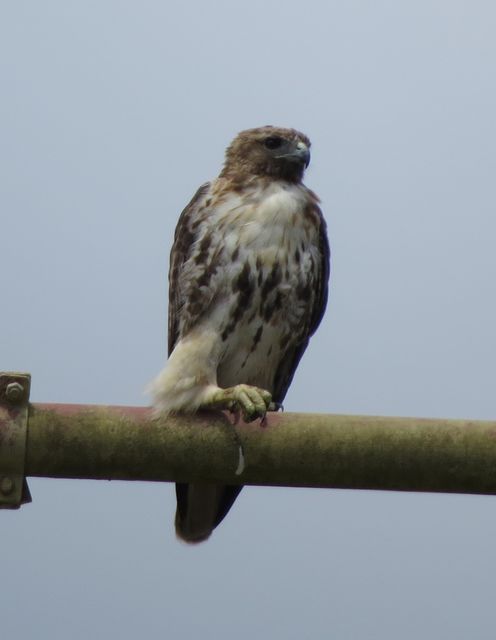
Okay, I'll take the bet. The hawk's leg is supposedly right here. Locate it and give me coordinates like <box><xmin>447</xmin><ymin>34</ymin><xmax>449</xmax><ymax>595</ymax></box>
<box><xmin>202</xmin><ymin>384</ymin><xmax>272</xmax><ymax>422</ymax></box>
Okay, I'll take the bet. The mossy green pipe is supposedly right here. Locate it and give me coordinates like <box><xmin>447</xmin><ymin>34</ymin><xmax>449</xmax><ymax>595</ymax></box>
<box><xmin>25</xmin><ymin>403</ymin><xmax>496</xmax><ymax>494</ymax></box>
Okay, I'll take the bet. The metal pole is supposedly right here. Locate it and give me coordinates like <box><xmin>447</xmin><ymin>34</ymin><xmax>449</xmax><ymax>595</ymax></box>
<box><xmin>25</xmin><ymin>402</ymin><xmax>496</xmax><ymax>495</ymax></box>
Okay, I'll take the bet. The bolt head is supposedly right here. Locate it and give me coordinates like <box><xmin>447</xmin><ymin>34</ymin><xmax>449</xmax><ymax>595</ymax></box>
<box><xmin>0</xmin><ymin>476</ymin><xmax>15</xmax><ymax>495</ymax></box>
<box><xmin>5</xmin><ymin>382</ymin><xmax>24</xmax><ymax>403</ymax></box>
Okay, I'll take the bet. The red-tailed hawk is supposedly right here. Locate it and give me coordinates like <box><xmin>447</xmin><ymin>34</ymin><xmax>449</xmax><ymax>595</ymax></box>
<box><xmin>150</xmin><ymin>126</ymin><xmax>329</xmax><ymax>543</ymax></box>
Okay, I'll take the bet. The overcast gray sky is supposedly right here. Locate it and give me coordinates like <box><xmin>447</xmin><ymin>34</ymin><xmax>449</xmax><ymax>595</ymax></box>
<box><xmin>2</xmin><ymin>1</ymin><xmax>496</xmax><ymax>638</ymax></box>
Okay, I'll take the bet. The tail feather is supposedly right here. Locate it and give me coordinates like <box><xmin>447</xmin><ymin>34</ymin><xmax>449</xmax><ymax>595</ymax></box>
<box><xmin>175</xmin><ymin>483</ymin><xmax>242</xmax><ymax>544</ymax></box>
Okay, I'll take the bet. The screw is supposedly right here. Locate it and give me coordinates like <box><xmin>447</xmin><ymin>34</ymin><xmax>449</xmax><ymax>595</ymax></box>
<box><xmin>5</xmin><ymin>382</ymin><xmax>24</xmax><ymax>403</ymax></box>
<box><xmin>0</xmin><ymin>476</ymin><xmax>15</xmax><ymax>496</ymax></box>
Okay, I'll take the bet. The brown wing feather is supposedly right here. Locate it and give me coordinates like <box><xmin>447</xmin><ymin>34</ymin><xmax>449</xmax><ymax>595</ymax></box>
<box><xmin>272</xmin><ymin>206</ymin><xmax>330</xmax><ymax>404</ymax></box>
<box><xmin>168</xmin><ymin>182</ymin><xmax>211</xmax><ymax>356</ymax></box>
<box><xmin>168</xmin><ymin>181</ymin><xmax>243</xmax><ymax>543</ymax></box>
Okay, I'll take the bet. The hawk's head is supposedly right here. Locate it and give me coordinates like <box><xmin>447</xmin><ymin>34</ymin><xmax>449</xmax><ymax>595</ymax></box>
<box><xmin>221</xmin><ymin>126</ymin><xmax>311</xmax><ymax>183</ymax></box>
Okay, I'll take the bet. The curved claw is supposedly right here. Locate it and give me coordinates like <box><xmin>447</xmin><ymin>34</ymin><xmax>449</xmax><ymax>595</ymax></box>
<box><xmin>232</xmin><ymin>384</ymin><xmax>272</xmax><ymax>422</ymax></box>
<box><xmin>202</xmin><ymin>384</ymin><xmax>272</xmax><ymax>422</ymax></box>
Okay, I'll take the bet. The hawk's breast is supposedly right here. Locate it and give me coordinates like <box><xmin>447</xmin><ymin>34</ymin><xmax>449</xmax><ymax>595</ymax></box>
<box><xmin>210</xmin><ymin>181</ymin><xmax>321</xmax><ymax>391</ymax></box>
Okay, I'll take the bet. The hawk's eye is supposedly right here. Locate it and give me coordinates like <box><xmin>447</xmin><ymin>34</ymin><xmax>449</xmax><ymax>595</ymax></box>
<box><xmin>263</xmin><ymin>136</ymin><xmax>284</xmax><ymax>150</ymax></box>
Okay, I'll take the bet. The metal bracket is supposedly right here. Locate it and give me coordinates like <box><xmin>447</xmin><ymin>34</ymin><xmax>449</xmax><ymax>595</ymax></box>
<box><xmin>0</xmin><ymin>372</ymin><xmax>32</xmax><ymax>509</ymax></box>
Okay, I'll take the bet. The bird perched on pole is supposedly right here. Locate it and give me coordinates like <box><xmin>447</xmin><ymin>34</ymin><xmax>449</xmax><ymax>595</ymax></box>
<box><xmin>150</xmin><ymin>125</ymin><xmax>330</xmax><ymax>543</ymax></box>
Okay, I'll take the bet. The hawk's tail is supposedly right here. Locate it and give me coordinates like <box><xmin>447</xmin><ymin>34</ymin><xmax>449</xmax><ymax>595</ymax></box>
<box><xmin>175</xmin><ymin>482</ymin><xmax>242</xmax><ymax>544</ymax></box>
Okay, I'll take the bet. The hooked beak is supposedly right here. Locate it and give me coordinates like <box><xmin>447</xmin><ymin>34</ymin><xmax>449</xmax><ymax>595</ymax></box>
<box><xmin>276</xmin><ymin>141</ymin><xmax>310</xmax><ymax>168</ymax></box>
